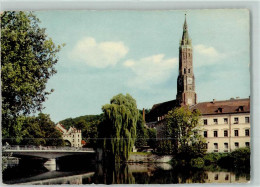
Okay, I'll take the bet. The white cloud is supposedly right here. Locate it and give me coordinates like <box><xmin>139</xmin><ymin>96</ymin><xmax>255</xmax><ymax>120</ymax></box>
<box><xmin>70</xmin><ymin>37</ymin><xmax>128</xmax><ymax>68</ymax></box>
<box><xmin>124</xmin><ymin>54</ymin><xmax>178</xmax><ymax>89</ymax></box>
<box><xmin>194</xmin><ymin>44</ymin><xmax>226</xmax><ymax>66</ymax></box>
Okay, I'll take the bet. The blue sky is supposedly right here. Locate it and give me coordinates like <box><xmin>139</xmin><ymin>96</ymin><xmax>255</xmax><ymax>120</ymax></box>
<box><xmin>35</xmin><ymin>10</ymin><xmax>250</xmax><ymax>123</ymax></box>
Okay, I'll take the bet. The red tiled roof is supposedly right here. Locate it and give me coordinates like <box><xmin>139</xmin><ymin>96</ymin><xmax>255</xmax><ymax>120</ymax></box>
<box><xmin>146</xmin><ymin>98</ymin><xmax>250</xmax><ymax>122</ymax></box>
<box><xmin>190</xmin><ymin>98</ymin><xmax>250</xmax><ymax>115</ymax></box>
<box><xmin>81</xmin><ymin>140</ymin><xmax>86</xmax><ymax>145</ymax></box>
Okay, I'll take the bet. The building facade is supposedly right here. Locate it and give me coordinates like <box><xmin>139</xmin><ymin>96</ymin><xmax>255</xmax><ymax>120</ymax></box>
<box><xmin>56</xmin><ymin>123</ymin><xmax>82</xmax><ymax>147</ymax></box>
<box><xmin>145</xmin><ymin>16</ymin><xmax>250</xmax><ymax>153</ymax></box>
<box><xmin>191</xmin><ymin>98</ymin><xmax>250</xmax><ymax>152</ymax></box>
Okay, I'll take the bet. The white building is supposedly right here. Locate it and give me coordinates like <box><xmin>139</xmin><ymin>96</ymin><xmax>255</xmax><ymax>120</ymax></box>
<box><xmin>191</xmin><ymin>98</ymin><xmax>250</xmax><ymax>153</ymax></box>
<box><xmin>56</xmin><ymin>123</ymin><xmax>82</xmax><ymax>147</ymax></box>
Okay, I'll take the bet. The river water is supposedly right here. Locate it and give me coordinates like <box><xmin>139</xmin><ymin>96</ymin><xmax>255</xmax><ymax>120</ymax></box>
<box><xmin>2</xmin><ymin>160</ymin><xmax>250</xmax><ymax>184</ymax></box>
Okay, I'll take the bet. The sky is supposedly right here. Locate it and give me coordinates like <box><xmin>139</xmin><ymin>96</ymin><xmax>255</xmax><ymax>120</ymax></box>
<box><xmin>35</xmin><ymin>10</ymin><xmax>250</xmax><ymax>123</ymax></box>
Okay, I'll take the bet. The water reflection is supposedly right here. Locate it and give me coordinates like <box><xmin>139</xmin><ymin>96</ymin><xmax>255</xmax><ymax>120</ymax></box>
<box><xmin>3</xmin><ymin>161</ymin><xmax>250</xmax><ymax>184</ymax></box>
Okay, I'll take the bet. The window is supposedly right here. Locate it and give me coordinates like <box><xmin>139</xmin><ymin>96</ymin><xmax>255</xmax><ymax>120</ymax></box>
<box><xmin>224</xmin><ymin>130</ymin><xmax>228</xmax><ymax>137</ymax></box>
<box><xmin>214</xmin><ymin>131</ymin><xmax>218</xmax><ymax>137</ymax></box>
<box><xmin>234</xmin><ymin>117</ymin><xmax>239</xmax><ymax>124</ymax></box>
<box><xmin>245</xmin><ymin>129</ymin><xmax>250</xmax><ymax>136</ymax></box>
<box><xmin>184</xmin><ymin>68</ymin><xmax>186</xmax><ymax>74</ymax></box>
<box><xmin>205</xmin><ymin>143</ymin><xmax>208</xmax><ymax>149</ymax></box>
<box><xmin>224</xmin><ymin>143</ymin><xmax>228</xmax><ymax>149</ymax></box>
<box><xmin>213</xmin><ymin>119</ymin><xmax>218</xmax><ymax>124</ymax></box>
<box><xmin>234</xmin><ymin>130</ymin><xmax>239</xmax><ymax>137</ymax></box>
<box><xmin>204</xmin><ymin>131</ymin><xmax>208</xmax><ymax>138</ymax></box>
<box><xmin>214</xmin><ymin>143</ymin><xmax>218</xmax><ymax>149</ymax></box>
<box><xmin>224</xmin><ymin>118</ymin><xmax>228</xmax><ymax>124</ymax></box>
<box><xmin>188</xmin><ymin>69</ymin><xmax>190</xmax><ymax>73</ymax></box>
<box><xmin>235</xmin><ymin>142</ymin><xmax>239</xmax><ymax>148</ymax></box>
<box><xmin>214</xmin><ymin>174</ymin><xmax>219</xmax><ymax>180</ymax></box>
<box><xmin>225</xmin><ymin>174</ymin><xmax>229</xmax><ymax>181</ymax></box>
<box><xmin>235</xmin><ymin>175</ymin><xmax>239</xmax><ymax>181</ymax></box>
<box><xmin>73</xmin><ymin>139</ymin><xmax>74</xmax><ymax>142</ymax></box>
<box><xmin>203</xmin><ymin>119</ymin><xmax>208</xmax><ymax>125</ymax></box>
<box><xmin>78</xmin><ymin>134</ymin><xmax>80</xmax><ymax>137</ymax></box>
<box><xmin>245</xmin><ymin>117</ymin><xmax>250</xmax><ymax>123</ymax></box>
<box><xmin>245</xmin><ymin>142</ymin><xmax>250</xmax><ymax>147</ymax></box>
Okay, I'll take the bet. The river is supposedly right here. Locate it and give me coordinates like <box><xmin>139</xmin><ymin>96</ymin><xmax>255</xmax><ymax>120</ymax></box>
<box><xmin>2</xmin><ymin>159</ymin><xmax>250</xmax><ymax>184</ymax></box>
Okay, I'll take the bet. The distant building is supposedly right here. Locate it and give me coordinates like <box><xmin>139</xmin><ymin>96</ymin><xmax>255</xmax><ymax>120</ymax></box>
<box><xmin>56</xmin><ymin>123</ymin><xmax>82</xmax><ymax>147</ymax></box>
<box><xmin>145</xmin><ymin>15</ymin><xmax>250</xmax><ymax>153</ymax></box>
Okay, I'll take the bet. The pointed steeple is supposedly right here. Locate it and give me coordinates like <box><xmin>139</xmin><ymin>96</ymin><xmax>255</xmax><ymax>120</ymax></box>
<box><xmin>181</xmin><ymin>14</ymin><xmax>191</xmax><ymax>45</ymax></box>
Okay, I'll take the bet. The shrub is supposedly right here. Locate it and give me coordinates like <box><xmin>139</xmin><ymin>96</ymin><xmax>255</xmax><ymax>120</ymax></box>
<box><xmin>190</xmin><ymin>157</ymin><xmax>204</xmax><ymax>168</ymax></box>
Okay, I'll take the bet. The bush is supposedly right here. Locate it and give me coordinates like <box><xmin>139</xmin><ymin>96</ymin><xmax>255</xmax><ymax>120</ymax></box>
<box><xmin>203</xmin><ymin>148</ymin><xmax>250</xmax><ymax>169</ymax></box>
<box><xmin>203</xmin><ymin>153</ymin><xmax>228</xmax><ymax>165</ymax></box>
<box><xmin>230</xmin><ymin>147</ymin><xmax>250</xmax><ymax>168</ymax></box>
<box><xmin>190</xmin><ymin>157</ymin><xmax>204</xmax><ymax>168</ymax></box>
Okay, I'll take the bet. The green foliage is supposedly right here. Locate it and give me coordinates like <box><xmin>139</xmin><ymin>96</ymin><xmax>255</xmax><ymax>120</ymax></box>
<box><xmin>147</xmin><ymin>128</ymin><xmax>156</xmax><ymax>149</ymax></box>
<box><xmin>230</xmin><ymin>147</ymin><xmax>250</xmax><ymax>167</ymax></box>
<box><xmin>1</xmin><ymin>11</ymin><xmax>62</xmax><ymax>143</ymax></box>
<box><xmin>203</xmin><ymin>152</ymin><xmax>228</xmax><ymax>165</ymax></box>
<box><xmin>135</xmin><ymin>113</ymin><xmax>148</xmax><ymax>147</ymax></box>
<box><xmin>165</xmin><ymin>107</ymin><xmax>206</xmax><ymax>160</ymax></box>
<box><xmin>203</xmin><ymin>148</ymin><xmax>250</xmax><ymax>170</ymax></box>
<box><xmin>190</xmin><ymin>157</ymin><xmax>204</xmax><ymax>168</ymax></box>
<box><xmin>19</xmin><ymin>113</ymin><xmax>64</xmax><ymax>146</ymax></box>
<box><xmin>156</xmin><ymin>140</ymin><xmax>173</xmax><ymax>155</ymax></box>
<box><xmin>59</xmin><ymin>114</ymin><xmax>103</xmax><ymax>130</ymax></box>
<box><xmin>99</xmin><ymin>93</ymin><xmax>139</xmax><ymax>163</ymax></box>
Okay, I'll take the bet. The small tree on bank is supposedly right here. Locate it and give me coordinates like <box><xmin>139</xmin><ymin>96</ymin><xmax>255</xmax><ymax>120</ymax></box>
<box><xmin>99</xmin><ymin>93</ymin><xmax>139</xmax><ymax>163</ymax></box>
<box><xmin>165</xmin><ymin>107</ymin><xmax>206</xmax><ymax>161</ymax></box>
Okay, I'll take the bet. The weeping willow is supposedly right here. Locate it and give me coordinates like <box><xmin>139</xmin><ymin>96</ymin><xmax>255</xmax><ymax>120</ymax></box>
<box><xmin>102</xmin><ymin>93</ymin><xmax>138</xmax><ymax>163</ymax></box>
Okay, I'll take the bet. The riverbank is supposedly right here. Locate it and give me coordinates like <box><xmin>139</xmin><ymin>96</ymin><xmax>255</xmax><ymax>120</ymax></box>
<box><xmin>128</xmin><ymin>153</ymin><xmax>172</xmax><ymax>163</ymax></box>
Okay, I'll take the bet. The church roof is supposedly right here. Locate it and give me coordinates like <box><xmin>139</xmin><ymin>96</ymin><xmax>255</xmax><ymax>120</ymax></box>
<box><xmin>146</xmin><ymin>100</ymin><xmax>180</xmax><ymax>122</ymax></box>
<box><xmin>146</xmin><ymin>98</ymin><xmax>250</xmax><ymax>123</ymax></box>
<box><xmin>190</xmin><ymin>98</ymin><xmax>250</xmax><ymax>115</ymax></box>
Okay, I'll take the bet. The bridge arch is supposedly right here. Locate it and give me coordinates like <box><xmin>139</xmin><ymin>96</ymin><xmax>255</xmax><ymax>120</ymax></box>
<box><xmin>64</xmin><ymin>139</ymin><xmax>72</xmax><ymax>147</ymax></box>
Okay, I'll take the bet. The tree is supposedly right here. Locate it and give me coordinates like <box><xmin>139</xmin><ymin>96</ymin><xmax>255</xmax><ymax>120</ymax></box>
<box><xmin>20</xmin><ymin>113</ymin><xmax>64</xmax><ymax>146</ymax></box>
<box><xmin>165</xmin><ymin>107</ymin><xmax>206</xmax><ymax>160</ymax></box>
<box><xmin>1</xmin><ymin>11</ymin><xmax>62</xmax><ymax>143</ymax></box>
<box><xmin>99</xmin><ymin>93</ymin><xmax>139</xmax><ymax>163</ymax></box>
<box><xmin>135</xmin><ymin>113</ymin><xmax>148</xmax><ymax>148</ymax></box>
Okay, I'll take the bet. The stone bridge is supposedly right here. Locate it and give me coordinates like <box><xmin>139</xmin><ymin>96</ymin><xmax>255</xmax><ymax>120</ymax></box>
<box><xmin>3</xmin><ymin>145</ymin><xmax>95</xmax><ymax>159</ymax></box>
<box><xmin>3</xmin><ymin>145</ymin><xmax>96</xmax><ymax>170</ymax></box>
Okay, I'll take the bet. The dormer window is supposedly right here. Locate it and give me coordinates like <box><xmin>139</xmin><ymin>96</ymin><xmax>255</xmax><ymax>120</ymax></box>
<box><xmin>238</xmin><ymin>106</ymin><xmax>244</xmax><ymax>112</ymax></box>
<box><xmin>217</xmin><ymin>107</ymin><xmax>223</xmax><ymax>113</ymax></box>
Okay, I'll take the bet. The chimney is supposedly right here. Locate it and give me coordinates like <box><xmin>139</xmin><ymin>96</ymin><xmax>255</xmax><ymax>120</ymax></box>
<box><xmin>212</xmin><ymin>99</ymin><xmax>216</xmax><ymax>103</ymax></box>
<box><xmin>142</xmin><ymin>108</ymin><xmax>145</xmax><ymax>122</ymax></box>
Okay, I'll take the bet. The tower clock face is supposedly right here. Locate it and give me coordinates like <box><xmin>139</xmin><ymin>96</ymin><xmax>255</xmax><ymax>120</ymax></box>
<box><xmin>187</xmin><ymin>77</ymin><xmax>193</xmax><ymax>85</ymax></box>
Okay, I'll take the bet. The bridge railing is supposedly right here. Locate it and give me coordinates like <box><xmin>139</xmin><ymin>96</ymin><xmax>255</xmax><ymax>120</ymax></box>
<box><xmin>2</xmin><ymin>145</ymin><xmax>94</xmax><ymax>152</ymax></box>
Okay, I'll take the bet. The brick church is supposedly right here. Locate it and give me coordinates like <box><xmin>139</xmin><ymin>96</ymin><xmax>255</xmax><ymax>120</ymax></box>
<box><xmin>145</xmin><ymin>15</ymin><xmax>250</xmax><ymax>153</ymax></box>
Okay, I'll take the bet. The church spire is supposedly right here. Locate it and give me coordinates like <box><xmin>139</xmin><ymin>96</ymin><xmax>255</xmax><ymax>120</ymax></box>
<box><xmin>181</xmin><ymin>14</ymin><xmax>191</xmax><ymax>45</ymax></box>
<box><xmin>176</xmin><ymin>14</ymin><xmax>197</xmax><ymax>106</ymax></box>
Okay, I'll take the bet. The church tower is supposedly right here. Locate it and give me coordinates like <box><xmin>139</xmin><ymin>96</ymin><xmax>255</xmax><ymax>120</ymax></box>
<box><xmin>176</xmin><ymin>15</ymin><xmax>197</xmax><ymax>106</ymax></box>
